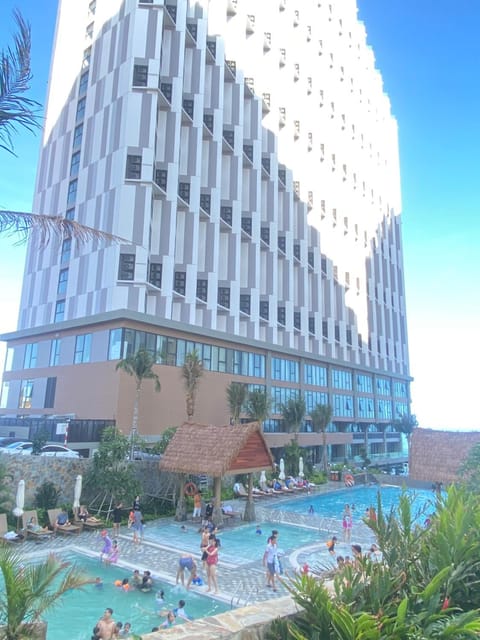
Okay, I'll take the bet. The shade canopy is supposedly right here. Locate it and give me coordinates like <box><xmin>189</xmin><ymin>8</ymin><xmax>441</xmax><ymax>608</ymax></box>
<box><xmin>160</xmin><ymin>422</ymin><xmax>274</xmax><ymax>477</ymax></box>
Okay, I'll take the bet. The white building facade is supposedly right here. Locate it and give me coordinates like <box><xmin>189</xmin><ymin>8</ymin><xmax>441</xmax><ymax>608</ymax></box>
<box><xmin>1</xmin><ymin>0</ymin><xmax>411</xmax><ymax>464</ymax></box>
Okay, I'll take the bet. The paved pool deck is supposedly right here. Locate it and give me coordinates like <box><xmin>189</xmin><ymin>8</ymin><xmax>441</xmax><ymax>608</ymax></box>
<box><xmin>16</xmin><ymin>480</ymin><xmax>380</xmax><ymax>609</ymax></box>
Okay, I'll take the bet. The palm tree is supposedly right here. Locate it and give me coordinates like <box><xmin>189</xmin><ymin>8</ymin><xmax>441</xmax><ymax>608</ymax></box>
<box><xmin>245</xmin><ymin>388</ymin><xmax>271</xmax><ymax>426</ymax></box>
<box><xmin>0</xmin><ymin>546</ymin><xmax>91</xmax><ymax>639</ymax></box>
<box><xmin>281</xmin><ymin>395</ymin><xmax>306</xmax><ymax>442</ymax></box>
<box><xmin>310</xmin><ymin>403</ymin><xmax>333</xmax><ymax>473</ymax></box>
<box><xmin>226</xmin><ymin>382</ymin><xmax>248</xmax><ymax>425</ymax></box>
<box><xmin>0</xmin><ymin>11</ymin><xmax>122</xmax><ymax>248</ymax></box>
<box><xmin>181</xmin><ymin>350</ymin><xmax>203</xmax><ymax>422</ymax></box>
<box><xmin>115</xmin><ymin>349</ymin><xmax>161</xmax><ymax>459</ymax></box>
<box><xmin>395</xmin><ymin>413</ymin><xmax>418</xmax><ymax>460</ymax></box>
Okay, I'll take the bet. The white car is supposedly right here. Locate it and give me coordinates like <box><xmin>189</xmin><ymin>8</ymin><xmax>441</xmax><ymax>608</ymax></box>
<box><xmin>1</xmin><ymin>441</ymin><xmax>33</xmax><ymax>455</ymax></box>
<box><xmin>40</xmin><ymin>444</ymin><xmax>80</xmax><ymax>458</ymax></box>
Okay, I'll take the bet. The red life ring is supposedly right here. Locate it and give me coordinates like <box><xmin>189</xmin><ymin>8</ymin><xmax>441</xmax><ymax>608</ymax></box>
<box><xmin>344</xmin><ymin>474</ymin><xmax>355</xmax><ymax>487</ymax></box>
<box><xmin>184</xmin><ymin>482</ymin><xmax>197</xmax><ymax>497</ymax></box>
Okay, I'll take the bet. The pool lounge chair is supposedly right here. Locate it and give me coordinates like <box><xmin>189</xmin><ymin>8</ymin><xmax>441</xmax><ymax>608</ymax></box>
<box><xmin>0</xmin><ymin>513</ymin><xmax>23</xmax><ymax>543</ymax></box>
<box><xmin>22</xmin><ymin>510</ymin><xmax>53</xmax><ymax>540</ymax></box>
<box><xmin>48</xmin><ymin>509</ymin><xmax>81</xmax><ymax>535</ymax></box>
<box><xmin>74</xmin><ymin>506</ymin><xmax>103</xmax><ymax>530</ymax></box>
<box><xmin>233</xmin><ymin>482</ymin><xmax>263</xmax><ymax>499</ymax></box>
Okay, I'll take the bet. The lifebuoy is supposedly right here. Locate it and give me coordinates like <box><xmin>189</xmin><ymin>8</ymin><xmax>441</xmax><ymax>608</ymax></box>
<box><xmin>184</xmin><ymin>482</ymin><xmax>197</xmax><ymax>497</ymax></box>
<box><xmin>344</xmin><ymin>474</ymin><xmax>355</xmax><ymax>487</ymax></box>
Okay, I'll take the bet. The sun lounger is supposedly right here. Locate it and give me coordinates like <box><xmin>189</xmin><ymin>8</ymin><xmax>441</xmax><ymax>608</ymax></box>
<box><xmin>233</xmin><ymin>482</ymin><xmax>262</xmax><ymax>499</ymax></box>
<box><xmin>74</xmin><ymin>506</ymin><xmax>103</xmax><ymax>530</ymax></box>
<box><xmin>0</xmin><ymin>513</ymin><xmax>23</xmax><ymax>543</ymax></box>
<box><xmin>22</xmin><ymin>510</ymin><xmax>53</xmax><ymax>540</ymax></box>
<box><xmin>48</xmin><ymin>509</ymin><xmax>81</xmax><ymax>535</ymax></box>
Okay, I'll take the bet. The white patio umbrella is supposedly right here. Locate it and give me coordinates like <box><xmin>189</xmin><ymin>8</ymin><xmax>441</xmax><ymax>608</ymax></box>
<box><xmin>259</xmin><ymin>469</ymin><xmax>267</xmax><ymax>489</ymax></box>
<box><xmin>298</xmin><ymin>456</ymin><xmax>305</xmax><ymax>478</ymax></box>
<box><xmin>279</xmin><ymin>458</ymin><xmax>286</xmax><ymax>480</ymax></box>
<box><xmin>73</xmin><ymin>475</ymin><xmax>83</xmax><ymax>513</ymax></box>
<box><xmin>13</xmin><ymin>479</ymin><xmax>25</xmax><ymax>518</ymax></box>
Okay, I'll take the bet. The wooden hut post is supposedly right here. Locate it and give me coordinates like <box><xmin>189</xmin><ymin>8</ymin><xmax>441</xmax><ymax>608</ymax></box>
<box><xmin>175</xmin><ymin>473</ymin><xmax>187</xmax><ymax>521</ymax></box>
<box><xmin>243</xmin><ymin>472</ymin><xmax>256</xmax><ymax>522</ymax></box>
<box><xmin>212</xmin><ymin>476</ymin><xmax>224</xmax><ymax>525</ymax></box>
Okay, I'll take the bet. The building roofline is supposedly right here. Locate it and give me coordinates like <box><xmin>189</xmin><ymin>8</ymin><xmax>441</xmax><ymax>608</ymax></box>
<box><xmin>0</xmin><ymin>309</ymin><xmax>413</xmax><ymax>382</ymax></box>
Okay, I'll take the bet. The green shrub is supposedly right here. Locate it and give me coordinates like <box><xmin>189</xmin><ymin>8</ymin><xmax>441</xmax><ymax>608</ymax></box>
<box><xmin>34</xmin><ymin>481</ymin><xmax>60</xmax><ymax>510</ymax></box>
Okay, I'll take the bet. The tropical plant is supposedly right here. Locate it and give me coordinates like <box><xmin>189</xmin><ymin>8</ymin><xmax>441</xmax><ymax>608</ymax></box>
<box><xmin>245</xmin><ymin>388</ymin><xmax>271</xmax><ymax>425</ymax></box>
<box><xmin>181</xmin><ymin>350</ymin><xmax>203</xmax><ymax>422</ymax></box>
<box><xmin>30</xmin><ymin>430</ymin><xmax>48</xmax><ymax>456</ymax></box>
<box><xmin>0</xmin><ymin>11</ymin><xmax>123</xmax><ymax>248</ymax></box>
<box><xmin>280</xmin><ymin>396</ymin><xmax>306</xmax><ymax>441</ymax></box>
<box><xmin>150</xmin><ymin>427</ymin><xmax>177</xmax><ymax>455</ymax></box>
<box><xmin>226</xmin><ymin>382</ymin><xmax>248</xmax><ymax>425</ymax></box>
<box><xmin>115</xmin><ymin>348</ymin><xmax>161</xmax><ymax>458</ymax></box>
<box><xmin>269</xmin><ymin>487</ymin><xmax>480</xmax><ymax>640</ymax></box>
<box><xmin>310</xmin><ymin>403</ymin><xmax>333</xmax><ymax>473</ymax></box>
<box><xmin>458</xmin><ymin>442</ymin><xmax>480</xmax><ymax>492</ymax></box>
<box><xmin>34</xmin><ymin>481</ymin><xmax>60</xmax><ymax>511</ymax></box>
<box><xmin>0</xmin><ymin>461</ymin><xmax>13</xmax><ymax>514</ymax></box>
<box><xmin>283</xmin><ymin>440</ymin><xmax>302</xmax><ymax>477</ymax></box>
<box><xmin>84</xmin><ymin>427</ymin><xmax>140</xmax><ymax>506</ymax></box>
<box><xmin>395</xmin><ymin>413</ymin><xmax>418</xmax><ymax>457</ymax></box>
<box><xmin>0</xmin><ymin>546</ymin><xmax>91</xmax><ymax>639</ymax></box>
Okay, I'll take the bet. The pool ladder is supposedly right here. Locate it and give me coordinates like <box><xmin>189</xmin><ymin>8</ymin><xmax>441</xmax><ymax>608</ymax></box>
<box><xmin>230</xmin><ymin>583</ymin><xmax>259</xmax><ymax>609</ymax></box>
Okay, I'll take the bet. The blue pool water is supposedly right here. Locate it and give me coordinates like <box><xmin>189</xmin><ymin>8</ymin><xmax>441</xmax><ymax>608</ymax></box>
<box><xmin>274</xmin><ymin>485</ymin><xmax>437</xmax><ymax>521</ymax></box>
<box><xmin>41</xmin><ymin>552</ymin><xmax>228</xmax><ymax>640</ymax></box>
<box><xmin>143</xmin><ymin>521</ymin><xmax>324</xmax><ymax>564</ymax></box>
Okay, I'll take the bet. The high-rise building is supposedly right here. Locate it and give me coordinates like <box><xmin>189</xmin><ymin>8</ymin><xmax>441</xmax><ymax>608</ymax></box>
<box><xmin>0</xmin><ymin>0</ymin><xmax>411</xmax><ymax>464</ymax></box>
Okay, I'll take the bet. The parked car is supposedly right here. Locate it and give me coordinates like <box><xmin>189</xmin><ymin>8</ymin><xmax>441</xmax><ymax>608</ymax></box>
<box><xmin>0</xmin><ymin>441</ymin><xmax>33</xmax><ymax>455</ymax></box>
<box><xmin>40</xmin><ymin>444</ymin><xmax>80</xmax><ymax>458</ymax></box>
<box><xmin>131</xmin><ymin>449</ymin><xmax>161</xmax><ymax>461</ymax></box>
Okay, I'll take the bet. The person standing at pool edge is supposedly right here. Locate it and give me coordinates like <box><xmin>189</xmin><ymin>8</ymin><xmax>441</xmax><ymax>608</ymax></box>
<box><xmin>263</xmin><ymin>532</ymin><xmax>279</xmax><ymax>591</ymax></box>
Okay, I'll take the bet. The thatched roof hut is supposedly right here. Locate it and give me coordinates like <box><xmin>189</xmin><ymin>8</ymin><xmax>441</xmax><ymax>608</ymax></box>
<box><xmin>159</xmin><ymin>421</ymin><xmax>274</xmax><ymax>477</ymax></box>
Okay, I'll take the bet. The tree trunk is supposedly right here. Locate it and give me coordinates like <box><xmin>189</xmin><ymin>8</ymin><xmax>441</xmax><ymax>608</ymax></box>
<box><xmin>0</xmin><ymin>622</ymin><xmax>48</xmax><ymax>640</ymax></box>
<box><xmin>130</xmin><ymin>383</ymin><xmax>141</xmax><ymax>460</ymax></box>
<box><xmin>322</xmin><ymin>430</ymin><xmax>328</xmax><ymax>473</ymax></box>
<box><xmin>212</xmin><ymin>477</ymin><xmax>223</xmax><ymax>526</ymax></box>
<box><xmin>243</xmin><ymin>473</ymin><xmax>256</xmax><ymax>522</ymax></box>
<box><xmin>175</xmin><ymin>473</ymin><xmax>187</xmax><ymax>521</ymax></box>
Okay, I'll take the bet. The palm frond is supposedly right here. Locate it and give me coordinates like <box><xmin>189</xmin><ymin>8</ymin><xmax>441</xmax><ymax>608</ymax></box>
<box><xmin>0</xmin><ymin>210</ymin><xmax>125</xmax><ymax>246</ymax></box>
<box><xmin>0</xmin><ymin>10</ymin><xmax>42</xmax><ymax>155</ymax></box>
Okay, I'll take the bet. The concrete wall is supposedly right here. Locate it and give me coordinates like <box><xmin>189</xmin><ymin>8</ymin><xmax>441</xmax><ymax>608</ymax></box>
<box><xmin>410</xmin><ymin>428</ymin><xmax>480</xmax><ymax>484</ymax></box>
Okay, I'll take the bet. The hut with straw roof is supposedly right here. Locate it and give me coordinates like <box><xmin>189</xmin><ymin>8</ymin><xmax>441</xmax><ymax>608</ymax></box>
<box><xmin>159</xmin><ymin>421</ymin><xmax>274</xmax><ymax>522</ymax></box>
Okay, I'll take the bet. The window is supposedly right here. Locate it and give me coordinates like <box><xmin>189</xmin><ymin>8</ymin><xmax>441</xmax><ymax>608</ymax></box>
<box><xmin>85</xmin><ymin>22</ymin><xmax>94</xmax><ymax>40</ymax></box>
<box><xmin>394</xmin><ymin>381</ymin><xmax>407</xmax><ymax>398</ymax></box>
<box><xmin>174</xmin><ymin>271</ymin><xmax>186</xmax><ymax>295</ymax></box>
<box><xmin>61</xmin><ymin>238</ymin><xmax>72</xmax><ymax>264</ymax></box>
<box><xmin>23</xmin><ymin>343</ymin><xmax>38</xmax><ymax>369</ymax></box>
<box><xmin>67</xmin><ymin>180</ymin><xmax>78</xmax><ymax>205</ymax></box>
<box><xmin>308</xmin><ymin>317</ymin><xmax>315</xmax><ymax>334</ymax></box>
<box><xmin>196</xmin><ymin>279</ymin><xmax>208</xmax><ymax>301</ymax></box>
<box><xmin>259</xmin><ymin>300</ymin><xmax>269</xmax><ymax>320</ymax></box>
<box><xmin>149</xmin><ymin>263</ymin><xmax>162</xmax><ymax>288</ymax></box>
<box><xmin>108</xmin><ymin>329</ymin><xmax>123</xmax><ymax>360</ymax></box>
<box><xmin>74</xmin><ymin>334</ymin><xmax>92</xmax><ymax>364</ymax></box>
<box><xmin>65</xmin><ymin>208</ymin><xmax>75</xmax><ymax>221</ymax></box>
<box><xmin>332</xmin><ymin>368</ymin><xmax>353</xmax><ymax>390</ymax></box>
<box><xmin>118</xmin><ymin>254</ymin><xmax>135</xmax><ymax>280</ymax></box>
<box><xmin>78</xmin><ymin>71</ymin><xmax>89</xmax><ymax>95</ymax></box>
<box><xmin>333</xmin><ymin>394</ymin><xmax>354</xmax><ymax>418</ymax></box>
<box><xmin>218</xmin><ymin>287</ymin><xmax>230</xmax><ymax>308</ymax></box>
<box><xmin>50</xmin><ymin>339</ymin><xmax>61</xmax><ymax>366</ymax></box>
<box><xmin>76</xmin><ymin>97</ymin><xmax>86</xmax><ymax>121</ymax></box>
<box><xmin>178</xmin><ymin>182</ymin><xmax>190</xmax><ymax>203</ymax></box>
<box><xmin>277</xmin><ymin>306</ymin><xmax>286</xmax><ymax>325</ymax></box>
<box><xmin>0</xmin><ymin>381</ymin><xmax>10</xmax><ymax>409</ymax></box>
<box><xmin>133</xmin><ymin>64</ymin><xmax>148</xmax><ymax>86</ymax></box>
<box><xmin>357</xmin><ymin>373</ymin><xmax>373</xmax><ymax>393</ymax></box>
<box><xmin>82</xmin><ymin>47</ymin><xmax>92</xmax><ymax>69</ymax></box>
<box><xmin>73</xmin><ymin>124</ymin><xmax>83</xmax><ymax>149</ymax></box>
<box><xmin>272</xmin><ymin>357</ymin><xmax>299</xmax><ymax>382</ymax></box>
<box><xmin>377</xmin><ymin>399</ymin><xmax>393</xmax><ymax>419</ymax></box>
<box><xmin>293</xmin><ymin>311</ymin><xmax>301</xmax><ymax>329</ymax></box>
<box><xmin>357</xmin><ymin>397</ymin><xmax>375</xmax><ymax>419</ymax></box>
<box><xmin>44</xmin><ymin>377</ymin><xmax>57</xmax><ymax>409</ymax></box>
<box><xmin>125</xmin><ymin>155</ymin><xmax>142</xmax><ymax>179</ymax></box>
<box><xmin>70</xmin><ymin>151</ymin><xmax>81</xmax><ymax>177</ymax></box>
<box><xmin>240</xmin><ymin>294</ymin><xmax>250</xmax><ymax>315</ymax></box>
<box><xmin>304</xmin><ymin>364</ymin><xmax>327</xmax><ymax>387</ymax></box>
<box><xmin>19</xmin><ymin>379</ymin><xmax>34</xmax><ymax>409</ymax></box>
<box><xmin>305</xmin><ymin>390</ymin><xmax>328</xmax><ymax>414</ymax></box>
<box><xmin>4</xmin><ymin>347</ymin><xmax>13</xmax><ymax>372</ymax></box>
<box><xmin>376</xmin><ymin>377</ymin><xmax>391</xmax><ymax>395</ymax></box>
<box><xmin>54</xmin><ymin>300</ymin><xmax>65</xmax><ymax>323</ymax></box>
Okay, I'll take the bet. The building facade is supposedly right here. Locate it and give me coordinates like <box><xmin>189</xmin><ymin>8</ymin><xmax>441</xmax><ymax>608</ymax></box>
<box><xmin>1</xmin><ymin>0</ymin><xmax>411</xmax><ymax>465</ymax></box>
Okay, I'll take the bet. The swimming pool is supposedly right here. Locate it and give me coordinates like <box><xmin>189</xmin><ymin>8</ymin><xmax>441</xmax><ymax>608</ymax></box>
<box><xmin>142</xmin><ymin>521</ymin><xmax>324</xmax><ymax>565</ymax></box>
<box><xmin>41</xmin><ymin>551</ymin><xmax>228</xmax><ymax>640</ymax></box>
<box><xmin>274</xmin><ymin>485</ymin><xmax>437</xmax><ymax>521</ymax></box>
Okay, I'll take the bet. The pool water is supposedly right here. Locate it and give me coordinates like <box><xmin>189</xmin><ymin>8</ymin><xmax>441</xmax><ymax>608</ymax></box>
<box><xmin>143</xmin><ymin>521</ymin><xmax>324</xmax><ymax>564</ymax></box>
<box><xmin>274</xmin><ymin>485</ymin><xmax>437</xmax><ymax>521</ymax></box>
<box><xmin>42</xmin><ymin>552</ymin><xmax>228</xmax><ymax>640</ymax></box>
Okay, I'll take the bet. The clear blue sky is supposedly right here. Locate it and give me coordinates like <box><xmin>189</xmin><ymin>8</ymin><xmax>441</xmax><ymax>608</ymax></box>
<box><xmin>1</xmin><ymin>1</ymin><xmax>478</xmax><ymax>430</ymax></box>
